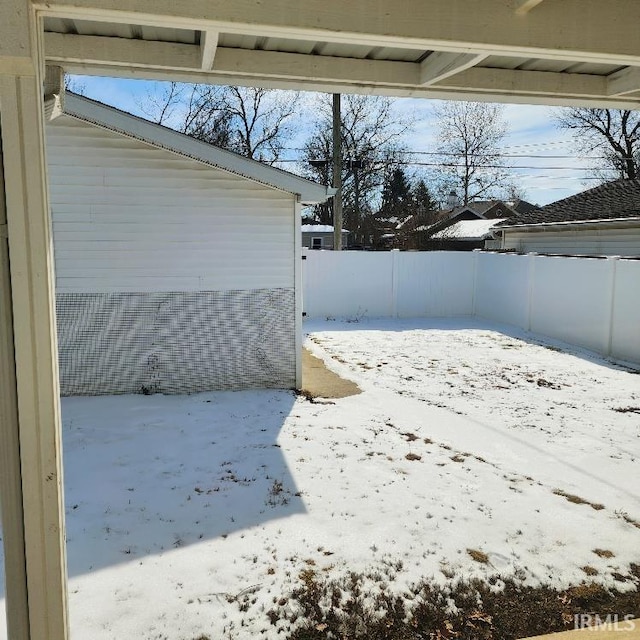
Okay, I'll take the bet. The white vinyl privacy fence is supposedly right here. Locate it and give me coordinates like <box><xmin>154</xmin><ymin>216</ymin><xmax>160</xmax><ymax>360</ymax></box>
<box><xmin>302</xmin><ymin>249</ymin><xmax>640</xmax><ymax>366</ymax></box>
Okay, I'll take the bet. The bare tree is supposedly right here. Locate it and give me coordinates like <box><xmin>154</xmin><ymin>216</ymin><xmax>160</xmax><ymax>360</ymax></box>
<box><xmin>301</xmin><ymin>94</ymin><xmax>413</xmax><ymax>245</ymax></box>
<box><xmin>63</xmin><ymin>74</ymin><xmax>86</xmax><ymax>95</ymax></box>
<box><xmin>141</xmin><ymin>82</ymin><xmax>301</xmax><ymax>164</ymax></box>
<box><xmin>555</xmin><ymin>108</ymin><xmax>640</xmax><ymax>181</ymax></box>
<box><xmin>433</xmin><ymin>101</ymin><xmax>516</xmax><ymax>204</ymax></box>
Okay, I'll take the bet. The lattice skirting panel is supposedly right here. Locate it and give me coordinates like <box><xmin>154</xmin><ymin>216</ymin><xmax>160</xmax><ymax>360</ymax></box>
<box><xmin>56</xmin><ymin>289</ymin><xmax>296</xmax><ymax>396</ymax></box>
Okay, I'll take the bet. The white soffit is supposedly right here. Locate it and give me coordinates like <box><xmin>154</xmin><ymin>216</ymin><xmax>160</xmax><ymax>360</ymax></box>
<box><xmin>36</xmin><ymin>0</ymin><xmax>640</xmax><ymax>108</ymax></box>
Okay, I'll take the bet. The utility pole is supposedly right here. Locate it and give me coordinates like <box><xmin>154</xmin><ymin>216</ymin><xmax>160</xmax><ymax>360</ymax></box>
<box><xmin>332</xmin><ymin>93</ymin><xmax>343</xmax><ymax>251</ymax></box>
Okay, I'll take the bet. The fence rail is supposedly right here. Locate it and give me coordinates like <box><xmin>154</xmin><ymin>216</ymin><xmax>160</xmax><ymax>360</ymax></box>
<box><xmin>302</xmin><ymin>249</ymin><xmax>640</xmax><ymax>366</ymax></box>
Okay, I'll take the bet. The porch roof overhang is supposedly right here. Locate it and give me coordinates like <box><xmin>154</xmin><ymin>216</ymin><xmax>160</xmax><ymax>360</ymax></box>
<box><xmin>3</xmin><ymin>3</ymin><xmax>640</xmax><ymax>639</ymax></box>
<box><xmin>31</xmin><ymin>0</ymin><xmax>640</xmax><ymax>109</ymax></box>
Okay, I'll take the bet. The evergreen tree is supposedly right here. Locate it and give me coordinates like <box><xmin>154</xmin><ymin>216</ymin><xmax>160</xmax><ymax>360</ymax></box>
<box><xmin>378</xmin><ymin>168</ymin><xmax>413</xmax><ymax>225</ymax></box>
<box><xmin>411</xmin><ymin>179</ymin><xmax>438</xmax><ymax>217</ymax></box>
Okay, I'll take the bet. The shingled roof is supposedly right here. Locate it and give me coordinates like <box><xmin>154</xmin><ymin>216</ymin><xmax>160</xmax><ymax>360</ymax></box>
<box><xmin>503</xmin><ymin>179</ymin><xmax>640</xmax><ymax>226</ymax></box>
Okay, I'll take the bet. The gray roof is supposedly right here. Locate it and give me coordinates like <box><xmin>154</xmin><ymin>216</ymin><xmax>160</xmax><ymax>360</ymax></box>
<box><xmin>459</xmin><ymin>200</ymin><xmax>503</xmax><ymax>216</ymax></box>
<box><xmin>444</xmin><ymin>199</ymin><xmax>533</xmax><ymax>220</ymax></box>
<box><xmin>503</xmin><ymin>179</ymin><xmax>640</xmax><ymax>226</ymax></box>
<box><xmin>508</xmin><ymin>199</ymin><xmax>539</xmax><ymax>216</ymax></box>
<box><xmin>51</xmin><ymin>92</ymin><xmax>333</xmax><ymax>205</ymax></box>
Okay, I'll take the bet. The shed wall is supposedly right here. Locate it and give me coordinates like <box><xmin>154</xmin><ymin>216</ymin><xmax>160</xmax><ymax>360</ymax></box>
<box><xmin>47</xmin><ymin>116</ymin><xmax>297</xmax><ymax>394</ymax></box>
<box><xmin>48</xmin><ymin>117</ymin><xmax>295</xmax><ymax>293</ymax></box>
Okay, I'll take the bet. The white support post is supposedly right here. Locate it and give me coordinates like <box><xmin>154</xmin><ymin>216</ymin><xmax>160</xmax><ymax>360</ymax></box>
<box><xmin>294</xmin><ymin>196</ymin><xmax>303</xmax><ymax>388</ymax></box>
<box><xmin>301</xmin><ymin>246</ymin><xmax>309</xmax><ymax>317</ymax></box>
<box><xmin>471</xmin><ymin>248</ymin><xmax>481</xmax><ymax>317</ymax></box>
<box><xmin>332</xmin><ymin>93</ymin><xmax>342</xmax><ymax>251</ymax></box>
<box><xmin>526</xmin><ymin>252</ymin><xmax>537</xmax><ymax>332</ymax></box>
<box><xmin>390</xmin><ymin>248</ymin><xmax>400</xmax><ymax>318</ymax></box>
<box><xmin>0</xmin><ymin>105</ymin><xmax>30</xmax><ymax>640</ymax></box>
<box><xmin>605</xmin><ymin>256</ymin><xmax>619</xmax><ymax>357</ymax></box>
<box><xmin>0</xmin><ymin>2</ymin><xmax>69</xmax><ymax>638</ymax></box>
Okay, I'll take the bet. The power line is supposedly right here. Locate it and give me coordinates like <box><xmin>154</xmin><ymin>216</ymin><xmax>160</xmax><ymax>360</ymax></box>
<box><xmin>282</xmin><ymin>148</ymin><xmax>634</xmax><ymax>161</ymax></box>
<box><xmin>276</xmin><ymin>158</ymin><xmax>621</xmax><ymax>171</ymax></box>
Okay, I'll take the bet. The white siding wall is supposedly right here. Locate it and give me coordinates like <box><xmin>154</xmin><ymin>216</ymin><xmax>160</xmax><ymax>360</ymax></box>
<box><xmin>47</xmin><ymin>115</ymin><xmax>299</xmax><ymax>394</ymax></box>
<box><xmin>47</xmin><ymin>117</ymin><xmax>295</xmax><ymax>293</ymax></box>
<box><xmin>502</xmin><ymin>226</ymin><xmax>640</xmax><ymax>257</ymax></box>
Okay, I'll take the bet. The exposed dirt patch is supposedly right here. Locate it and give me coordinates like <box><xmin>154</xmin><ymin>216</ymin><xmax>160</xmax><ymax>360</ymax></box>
<box><xmin>301</xmin><ymin>348</ymin><xmax>361</xmax><ymax>399</ymax></box>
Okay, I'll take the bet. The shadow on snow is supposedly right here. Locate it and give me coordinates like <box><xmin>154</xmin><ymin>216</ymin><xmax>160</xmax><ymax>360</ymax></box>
<box><xmin>59</xmin><ymin>389</ymin><xmax>304</xmax><ymax>578</ymax></box>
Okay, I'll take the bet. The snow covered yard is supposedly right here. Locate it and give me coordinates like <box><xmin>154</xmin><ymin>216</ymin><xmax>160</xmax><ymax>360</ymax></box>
<box><xmin>1</xmin><ymin>317</ymin><xmax>639</xmax><ymax>639</ymax></box>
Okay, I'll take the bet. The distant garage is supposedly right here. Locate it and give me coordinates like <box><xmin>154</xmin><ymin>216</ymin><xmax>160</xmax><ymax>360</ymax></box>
<box><xmin>47</xmin><ymin>92</ymin><xmax>331</xmax><ymax>396</ymax></box>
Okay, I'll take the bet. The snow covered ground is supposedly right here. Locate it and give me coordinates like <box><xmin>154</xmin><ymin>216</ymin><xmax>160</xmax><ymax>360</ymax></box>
<box><xmin>1</xmin><ymin>317</ymin><xmax>639</xmax><ymax>639</ymax></box>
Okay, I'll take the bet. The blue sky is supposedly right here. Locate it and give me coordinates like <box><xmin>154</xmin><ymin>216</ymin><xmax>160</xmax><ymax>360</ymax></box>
<box><xmin>71</xmin><ymin>75</ymin><xmax>601</xmax><ymax>206</ymax></box>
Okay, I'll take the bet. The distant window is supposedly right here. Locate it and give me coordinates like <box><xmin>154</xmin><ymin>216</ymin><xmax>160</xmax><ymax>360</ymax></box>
<box><xmin>311</xmin><ymin>237</ymin><xmax>323</xmax><ymax>249</ymax></box>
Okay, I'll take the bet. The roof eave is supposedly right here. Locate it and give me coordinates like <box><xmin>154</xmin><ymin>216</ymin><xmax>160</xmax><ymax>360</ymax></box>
<box><xmin>58</xmin><ymin>92</ymin><xmax>332</xmax><ymax>204</ymax></box>
<box><xmin>500</xmin><ymin>216</ymin><xmax>640</xmax><ymax>231</ymax></box>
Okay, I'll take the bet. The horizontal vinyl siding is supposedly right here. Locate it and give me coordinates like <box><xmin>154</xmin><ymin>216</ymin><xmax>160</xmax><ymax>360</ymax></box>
<box><xmin>47</xmin><ymin>117</ymin><xmax>295</xmax><ymax>293</ymax></box>
<box><xmin>503</xmin><ymin>227</ymin><xmax>640</xmax><ymax>257</ymax></box>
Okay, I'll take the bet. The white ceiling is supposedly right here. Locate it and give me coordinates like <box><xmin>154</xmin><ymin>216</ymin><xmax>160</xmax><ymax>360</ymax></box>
<box><xmin>36</xmin><ymin>0</ymin><xmax>640</xmax><ymax>108</ymax></box>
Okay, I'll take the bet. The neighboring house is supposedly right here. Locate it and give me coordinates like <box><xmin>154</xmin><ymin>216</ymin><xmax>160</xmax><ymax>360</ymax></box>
<box><xmin>47</xmin><ymin>92</ymin><xmax>331</xmax><ymax>396</ymax></box>
<box><xmin>499</xmin><ymin>179</ymin><xmax>640</xmax><ymax>257</ymax></box>
<box><xmin>374</xmin><ymin>200</ymin><xmax>537</xmax><ymax>250</ymax></box>
<box><xmin>401</xmin><ymin>199</ymin><xmax>530</xmax><ymax>250</ymax></box>
<box><xmin>451</xmin><ymin>199</ymin><xmax>524</xmax><ymax>220</ymax></box>
<box><xmin>430</xmin><ymin>218</ymin><xmax>507</xmax><ymax>250</ymax></box>
<box><xmin>504</xmin><ymin>198</ymin><xmax>539</xmax><ymax>217</ymax></box>
<box><xmin>301</xmin><ymin>224</ymin><xmax>349</xmax><ymax>249</ymax></box>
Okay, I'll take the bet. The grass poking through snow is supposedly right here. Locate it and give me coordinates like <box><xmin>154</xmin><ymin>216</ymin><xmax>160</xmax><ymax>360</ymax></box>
<box><xmin>552</xmin><ymin>489</ymin><xmax>605</xmax><ymax>511</ymax></box>
<box><xmin>250</xmin><ymin>566</ymin><xmax>640</xmax><ymax>640</ymax></box>
<box><xmin>467</xmin><ymin>549</ymin><xmax>490</xmax><ymax>564</ymax></box>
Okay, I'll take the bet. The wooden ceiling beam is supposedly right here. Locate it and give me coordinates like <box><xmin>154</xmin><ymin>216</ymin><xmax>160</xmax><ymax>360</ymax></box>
<box><xmin>515</xmin><ymin>0</ymin><xmax>545</xmax><ymax>15</ymax></box>
<box><xmin>45</xmin><ymin>32</ymin><xmax>201</xmax><ymax>70</ymax></box>
<box><xmin>420</xmin><ymin>52</ymin><xmax>488</xmax><ymax>85</ymax></box>
<box><xmin>35</xmin><ymin>0</ymin><xmax>640</xmax><ymax>66</ymax></box>
<box><xmin>200</xmin><ymin>30</ymin><xmax>219</xmax><ymax>71</ymax></box>
<box><xmin>607</xmin><ymin>66</ymin><xmax>640</xmax><ymax>96</ymax></box>
<box><xmin>45</xmin><ymin>33</ymin><xmax>640</xmax><ymax>109</ymax></box>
